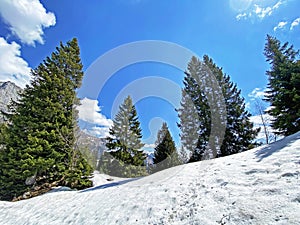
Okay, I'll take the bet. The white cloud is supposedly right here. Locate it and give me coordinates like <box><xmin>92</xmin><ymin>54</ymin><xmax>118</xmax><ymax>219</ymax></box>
<box><xmin>273</xmin><ymin>21</ymin><xmax>288</xmax><ymax>31</ymax></box>
<box><xmin>77</xmin><ymin>98</ymin><xmax>113</xmax><ymax>138</ymax></box>
<box><xmin>0</xmin><ymin>37</ymin><xmax>31</xmax><ymax>88</ymax></box>
<box><xmin>236</xmin><ymin>13</ymin><xmax>247</xmax><ymax>20</ymax></box>
<box><xmin>273</xmin><ymin>0</ymin><xmax>283</xmax><ymax>10</ymax></box>
<box><xmin>254</xmin><ymin>4</ymin><xmax>273</xmax><ymax>19</ymax></box>
<box><xmin>78</xmin><ymin>98</ymin><xmax>113</xmax><ymax>127</ymax></box>
<box><xmin>235</xmin><ymin>0</ymin><xmax>285</xmax><ymax>21</ymax></box>
<box><xmin>144</xmin><ymin>143</ymin><xmax>156</xmax><ymax>149</ymax></box>
<box><xmin>0</xmin><ymin>0</ymin><xmax>56</xmax><ymax>46</ymax></box>
<box><xmin>248</xmin><ymin>87</ymin><xmax>266</xmax><ymax>100</ymax></box>
<box><xmin>143</xmin><ymin>143</ymin><xmax>156</xmax><ymax>153</ymax></box>
<box><xmin>82</xmin><ymin>126</ymin><xmax>111</xmax><ymax>139</ymax></box>
<box><xmin>290</xmin><ymin>17</ymin><xmax>300</xmax><ymax>30</ymax></box>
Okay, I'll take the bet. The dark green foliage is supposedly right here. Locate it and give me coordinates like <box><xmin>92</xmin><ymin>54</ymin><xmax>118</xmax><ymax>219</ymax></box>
<box><xmin>151</xmin><ymin>122</ymin><xmax>181</xmax><ymax>172</ymax></box>
<box><xmin>178</xmin><ymin>56</ymin><xmax>259</xmax><ymax>162</ymax></box>
<box><xmin>103</xmin><ymin>96</ymin><xmax>147</xmax><ymax>177</ymax></box>
<box><xmin>78</xmin><ymin>145</ymin><xmax>98</xmax><ymax>170</ymax></box>
<box><xmin>0</xmin><ymin>123</ymin><xmax>8</xmax><ymax>151</ymax></box>
<box><xmin>203</xmin><ymin>56</ymin><xmax>259</xmax><ymax>157</ymax></box>
<box><xmin>98</xmin><ymin>152</ymin><xmax>147</xmax><ymax>178</ymax></box>
<box><xmin>264</xmin><ymin>35</ymin><xmax>300</xmax><ymax>136</ymax></box>
<box><xmin>0</xmin><ymin>38</ymin><xmax>92</xmax><ymax>201</ymax></box>
<box><xmin>177</xmin><ymin>57</ymin><xmax>211</xmax><ymax>162</ymax></box>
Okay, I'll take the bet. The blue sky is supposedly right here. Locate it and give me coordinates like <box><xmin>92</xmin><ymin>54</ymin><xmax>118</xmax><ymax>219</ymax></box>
<box><xmin>0</xmin><ymin>0</ymin><xmax>299</xmax><ymax>149</ymax></box>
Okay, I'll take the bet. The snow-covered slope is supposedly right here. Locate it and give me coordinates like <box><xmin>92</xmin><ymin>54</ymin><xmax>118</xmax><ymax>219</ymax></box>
<box><xmin>0</xmin><ymin>132</ymin><xmax>299</xmax><ymax>225</ymax></box>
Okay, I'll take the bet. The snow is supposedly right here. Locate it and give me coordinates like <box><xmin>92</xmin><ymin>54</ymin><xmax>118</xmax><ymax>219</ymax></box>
<box><xmin>90</xmin><ymin>171</ymin><xmax>131</xmax><ymax>187</ymax></box>
<box><xmin>0</xmin><ymin>132</ymin><xmax>299</xmax><ymax>225</ymax></box>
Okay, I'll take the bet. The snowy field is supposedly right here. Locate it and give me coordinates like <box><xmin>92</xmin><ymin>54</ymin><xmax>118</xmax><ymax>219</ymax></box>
<box><xmin>0</xmin><ymin>132</ymin><xmax>299</xmax><ymax>225</ymax></box>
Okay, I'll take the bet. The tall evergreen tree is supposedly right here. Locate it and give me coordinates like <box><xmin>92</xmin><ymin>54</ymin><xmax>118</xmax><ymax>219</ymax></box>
<box><xmin>264</xmin><ymin>35</ymin><xmax>300</xmax><ymax>136</ymax></box>
<box><xmin>152</xmin><ymin>122</ymin><xmax>181</xmax><ymax>172</ymax></box>
<box><xmin>177</xmin><ymin>57</ymin><xmax>212</xmax><ymax>162</ymax></box>
<box><xmin>203</xmin><ymin>55</ymin><xmax>259</xmax><ymax>156</ymax></box>
<box><xmin>0</xmin><ymin>38</ymin><xmax>92</xmax><ymax>201</ymax></box>
<box><xmin>155</xmin><ymin>122</ymin><xmax>169</xmax><ymax>146</ymax></box>
<box><xmin>178</xmin><ymin>56</ymin><xmax>259</xmax><ymax>162</ymax></box>
<box><xmin>103</xmin><ymin>96</ymin><xmax>146</xmax><ymax>177</ymax></box>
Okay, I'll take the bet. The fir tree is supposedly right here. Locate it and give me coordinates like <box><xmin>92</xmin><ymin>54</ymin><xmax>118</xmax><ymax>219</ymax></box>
<box><xmin>178</xmin><ymin>56</ymin><xmax>259</xmax><ymax>162</ymax></box>
<box><xmin>155</xmin><ymin>122</ymin><xmax>169</xmax><ymax>146</ymax></box>
<box><xmin>104</xmin><ymin>96</ymin><xmax>146</xmax><ymax>177</ymax></box>
<box><xmin>177</xmin><ymin>57</ymin><xmax>215</xmax><ymax>162</ymax></box>
<box><xmin>152</xmin><ymin>122</ymin><xmax>181</xmax><ymax>172</ymax></box>
<box><xmin>264</xmin><ymin>35</ymin><xmax>300</xmax><ymax>136</ymax></box>
<box><xmin>0</xmin><ymin>38</ymin><xmax>92</xmax><ymax>201</ymax></box>
<box><xmin>203</xmin><ymin>55</ymin><xmax>259</xmax><ymax>156</ymax></box>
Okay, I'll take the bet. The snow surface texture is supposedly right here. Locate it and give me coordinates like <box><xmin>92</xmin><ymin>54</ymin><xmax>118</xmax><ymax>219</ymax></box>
<box><xmin>0</xmin><ymin>132</ymin><xmax>299</xmax><ymax>225</ymax></box>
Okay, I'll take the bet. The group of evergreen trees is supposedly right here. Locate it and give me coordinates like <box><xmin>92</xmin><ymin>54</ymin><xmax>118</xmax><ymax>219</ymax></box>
<box><xmin>0</xmin><ymin>39</ymin><xmax>92</xmax><ymax>201</ymax></box>
<box><xmin>100</xmin><ymin>96</ymin><xmax>180</xmax><ymax>176</ymax></box>
<box><xmin>101</xmin><ymin>55</ymin><xmax>260</xmax><ymax>174</ymax></box>
<box><xmin>88</xmin><ymin>35</ymin><xmax>300</xmax><ymax>177</ymax></box>
<box><xmin>176</xmin><ymin>35</ymin><xmax>299</xmax><ymax>161</ymax></box>
<box><xmin>0</xmin><ymin>34</ymin><xmax>298</xmax><ymax>201</ymax></box>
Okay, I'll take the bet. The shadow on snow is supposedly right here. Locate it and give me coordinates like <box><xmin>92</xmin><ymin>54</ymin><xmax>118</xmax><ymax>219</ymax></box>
<box><xmin>255</xmin><ymin>131</ymin><xmax>300</xmax><ymax>162</ymax></box>
<box><xmin>79</xmin><ymin>178</ymin><xmax>141</xmax><ymax>193</ymax></box>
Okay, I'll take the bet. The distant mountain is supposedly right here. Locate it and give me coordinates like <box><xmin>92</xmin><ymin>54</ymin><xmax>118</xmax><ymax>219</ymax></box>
<box><xmin>0</xmin><ymin>81</ymin><xmax>22</xmax><ymax>123</ymax></box>
<box><xmin>77</xmin><ymin>130</ymin><xmax>107</xmax><ymax>168</ymax></box>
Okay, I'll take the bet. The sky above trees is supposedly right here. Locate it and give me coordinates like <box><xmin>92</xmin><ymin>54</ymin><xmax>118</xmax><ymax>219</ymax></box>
<box><xmin>0</xmin><ymin>0</ymin><xmax>299</xmax><ymax>149</ymax></box>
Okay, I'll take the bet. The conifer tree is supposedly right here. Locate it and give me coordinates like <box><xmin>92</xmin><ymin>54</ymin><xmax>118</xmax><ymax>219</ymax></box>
<box><xmin>264</xmin><ymin>35</ymin><xmax>300</xmax><ymax>136</ymax></box>
<box><xmin>104</xmin><ymin>96</ymin><xmax>146</xmax><ymax>177</ymax></box>
<box><xmin>203</xmin><ymin>55</ymin><xmax>259</xmax><ymax>156</ymax></box>
<box><xmin>152</xmin><ymin>122</ymin><xmax>180</xmax><ymax>172</ymax></box>
<box><xmin>178</xmin><ymin>56</ymin><xmax>259</xmax><ymax>162</ymax></box>
<box><xmin>155</xmin><ymin>122</ymin><xmax>169</xmax><ymax>146</ymax></box>
<box><xmin>177</xmin><ymin>57</ymin><xmax>213</xmax><ymax>162</ymax></box>
<box><xmin>0</xmin><ymin>38</ymin><xmax>92</xmax><ymax>201</ymax></box>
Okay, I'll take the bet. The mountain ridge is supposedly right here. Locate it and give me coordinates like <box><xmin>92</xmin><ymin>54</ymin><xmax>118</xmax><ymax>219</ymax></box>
<box><xmin>0</xmin><ymin>81</ymin><xmax>22</xmax><ymax>123</ymax></box>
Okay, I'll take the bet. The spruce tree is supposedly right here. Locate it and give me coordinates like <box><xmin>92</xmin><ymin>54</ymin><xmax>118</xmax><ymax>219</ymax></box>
<box><xmin>177</xmin><ymin>57</ymin><xmax>213</xmax><ymax>162</ymax></box>
<box><xmin>0</xmin><ymin>38</ymin><xmax>92</xmax><ymax>201</ymax></box>
<box><xmin>264</xmin><ymin>35</ymin><xmax>300</xmax><ymax>136</ymax></box>
<box><xmin>104</xmin><ymin>96</ymin><xmax>146</xmax><ymax>177</ymax></box>
<box><xmin>178</xmin><ymin>56</ymin><xmax>259</xmax><ymax>162</ymax></box>
<box><xmin>203</xmin><ymin>55</ymin><xmax>259</xmax><ymax>156</ymax></box>
<box><xmin>152</xmin><ymin>122</ymin><xmax>181</xmax><ymax>172</ymax></box>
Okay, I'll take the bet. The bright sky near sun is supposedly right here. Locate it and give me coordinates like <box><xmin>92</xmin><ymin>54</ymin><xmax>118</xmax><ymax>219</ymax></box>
<box><xmin>0</xmin><ymin>0</ymin><xmax>299</xmax><ymax>150</ymax></box>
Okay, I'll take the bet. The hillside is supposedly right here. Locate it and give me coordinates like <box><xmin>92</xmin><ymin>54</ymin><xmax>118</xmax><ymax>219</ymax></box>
<box><xmin>0</xmin><ymin>132</ymin><xmax>299</xmax><ymax>225</ymax></box>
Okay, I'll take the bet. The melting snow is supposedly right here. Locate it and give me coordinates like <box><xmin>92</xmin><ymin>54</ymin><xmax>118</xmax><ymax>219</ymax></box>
<box><xmin>0</xmin><ymin>132</ymin><xmax>299</xmax><ymax>224</ymax></box>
